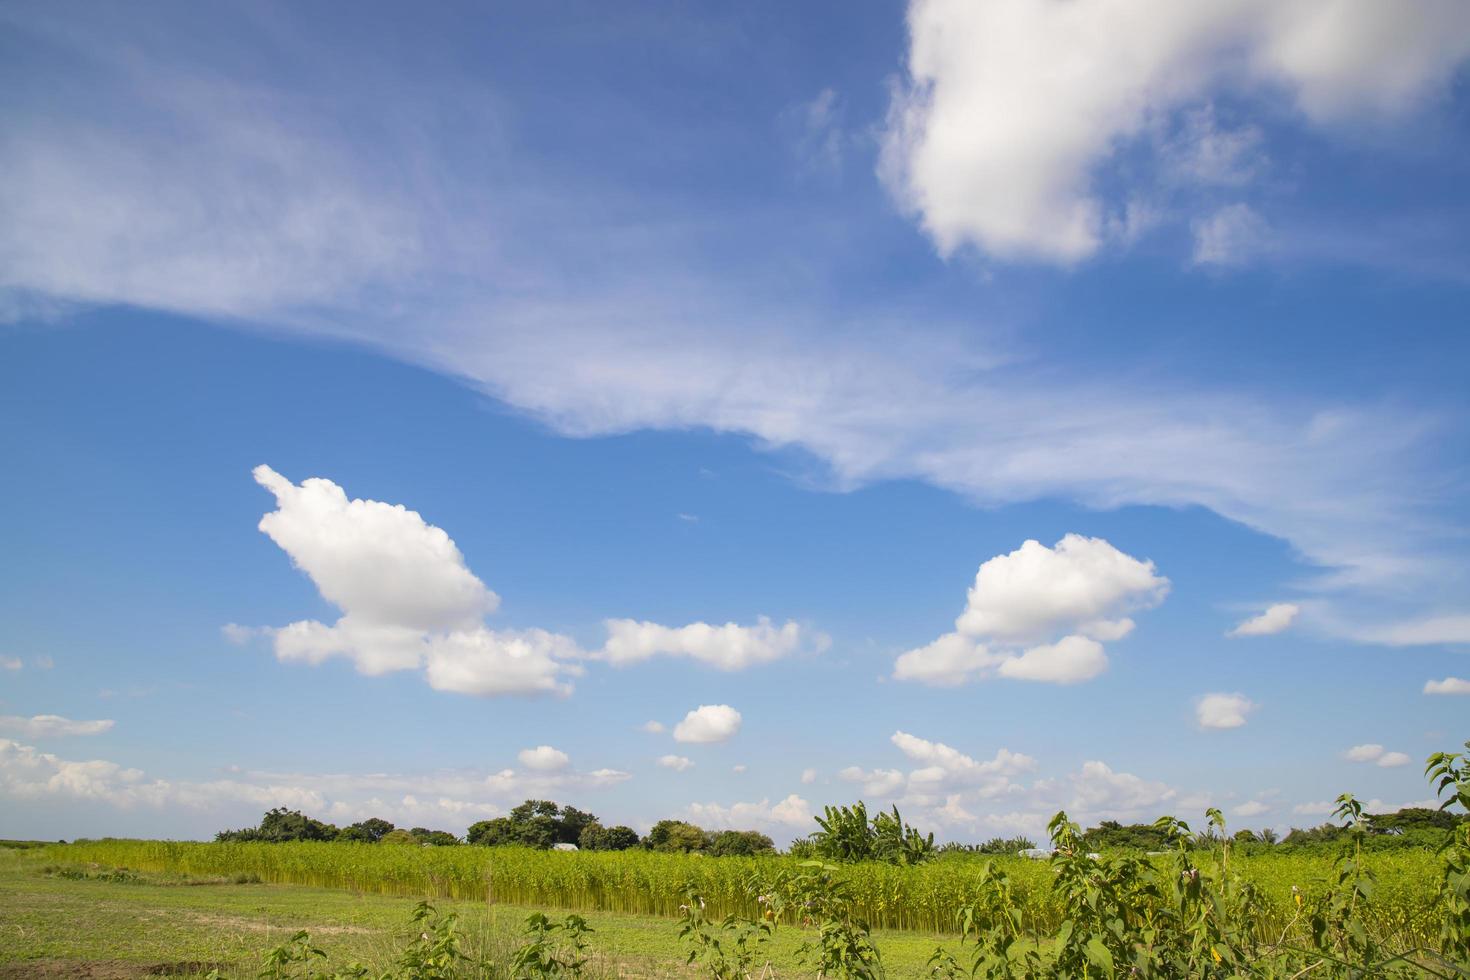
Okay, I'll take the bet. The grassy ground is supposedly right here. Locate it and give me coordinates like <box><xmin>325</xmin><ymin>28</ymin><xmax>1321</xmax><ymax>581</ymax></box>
<box><xmin>0</xmin><ymin>851</ymin><xmax>971</xmax><ymax>978</ymax></box>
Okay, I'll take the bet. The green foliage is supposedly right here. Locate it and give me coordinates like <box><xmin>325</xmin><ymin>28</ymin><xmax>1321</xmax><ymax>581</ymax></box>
<box><xmin>467</xmin><ymin>801</ymin><xmax>599</xmax><ymax>850</ymax></box>
<box><xmin>1077</xmin><ymin>818</ymin><xmax>1173</xmax><ymax>852</ymax></box>
<box><xmin>1427</xmin><ymin>740</ymin><xmax>1470</xmax><ymax>967</ymax></box>
<box><xmin>510</xmin><ymin>911</ymin><xmax>593</xmax><ymax>979</ymax></box>
<box><xmin>707</xmin><ymin>830</ymin><xmax>775</xmax><ymax>858</ymax></box>
<box><xmin>396</xmin><ymin>901</ymin><xmax>469</xmax><ymax>979</ymax></box>
<box><xmin>380</xmin><ymin>830</ymin><xmax>418</xmax><ymax>846</ymax></box>
<box><xmin>218</xmin><ymin>808</ymin><xmax>339</xmax><ymax>844</ymax></box>
<box><xmin>787</xmin><ymin>861</ymin><xmax>886</xmax><ymax>979</ymax></box>
<box><xmin>576</xmin><ymin>823</ymin><xmax>640</xmax><ymax>852</ymax></box>
<box><xmin>677</xmin><ymin>884</ymin><xmax>773</xmax><ymax>979</ymax></box>
<box><xmin>644</xmin><ymin>819</ymin><xmax>712</xmax><ymax>854</ymax></box>
<box><xmin>258</xmin><ymin>930</ymin><xmax>328</xmax><ymax>979</ymax></box>
<box><xmin>813</xmin><ymin>802</ymin><xmax>934</xmax><ymax>866</ymax></box>
<box><xmin>409</xmin><ymin>828</ymin><xmax>460</xmax><ymax>847</ymax></box>
<box><xmin>338</xmin><ymin>818</ymin><xmax>396</xmax><ymax>844</ymax></box>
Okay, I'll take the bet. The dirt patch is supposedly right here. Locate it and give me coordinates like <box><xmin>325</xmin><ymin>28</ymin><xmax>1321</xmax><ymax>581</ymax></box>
<box><xmin>178</xmin><ymin>912</ymin><xmax>370</xmax><ymax>936</ymax></box>
<box><xmin>0</xmin><ymin>962</ymin><xmax>222</xmax><ymax>979</ymax></box>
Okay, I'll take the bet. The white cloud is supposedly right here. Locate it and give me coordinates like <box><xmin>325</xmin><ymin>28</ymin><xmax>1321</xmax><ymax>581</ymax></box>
<box><xmin>600</xmin><ymin>617</ymin><xmax>826</xmax><ymax>671</ymax></box>
<box><xmin>517</xmin><ymin>746</ymin><xmax>570</xmax><ymax>772</ymax></box>
<box><xmin>254</xmin><ymin>464</ymin><xmax>498</xmax><ymax>635</ymax></box>
<box><xmin>881</xmin><ymin>0</ymin><xmax>1470</xmax><ymax>262</ymax></box>
<box><xmin>1424</xmin><ymin>677</ymin><xmax>1470</xmax><ymax>695</ymax></box>
<box><xmin>800</xmin><ymin>768</ymin><xmax>818</xmax><ymax>785</ymax></box>
<box><xmin>1229</xmin><ymin>603</ymin><xmax>1300</xmax><ymax>637</ymax></box>
<box><xmin>241</xmin><ymin>467</ymin><xmax>585</xmax><ymax>697</ymax></box>
<box><xmin>838</xmin><ymin>766</ymin><xmax>906</xmax><ymax>798</ymax></box>
<box><xmin>1192</xmin><ymin>204</ymin><xmax>1270</xmax><ymax>266</ymax></box>
<box><xmin>995</xmin><ymin>635</ymin><xmax>1108</xmax><ymax>684</ymax></box>
<box><xmin>658</xmin><ymin>754</ymin><xmax>694</xmax><ymax>772</ymax></box>
<box><xmin>955</xmin><ymin>535</ymin><xmax>1168</xmax><ymax>641</ymax></box>
<box><xmin>1359</xmin><ymin>615</ymin><xmax>1470</xmax><ymax>646</ymax></box>
<box><xmin>891</xmin><ymin>632</ymin><xmax>997</xmax><ymax>687</ymax></box>
<box><xmin>640</xmin><ymin>720</ymin><xmax>666</xmax><ymax>734</ymax></box>
<box><xmin>896</xmin><ymin>535</ymin><xmax>1165</xmax><ymax>686</ymax></box>
<box><xmin>1196</xmin><ymin>693</ymin><xmax>1256</xmax><ymax>730</ymax></box>
<box><xmin>1344</xmin><ymin>743</ymin><xmax>1386</xmax><ymax>762</ymax></box>
<box><xmin>732</xmin><ymin>764</ymin><xmax>748</xmax><ymax>774</ymax></box>
<box><xmin>1</xmin><ymin>657</ymin><xmax>21</xmax><ymax>671</ymax></box>
<box><xmin>1377</xmin><ymin>751</ymin><xmax>1411</xmax><ymax>768</ymax></box>
<box><xmin>672</xmin><ymin>705</ymin><xmax>742</xmax><ymax>744</ymax></box>
<box><xmin>2</xmin><ymin>4</ymin><xmax>1462</xmax><ymax>645</ymax></box>
<box><xmin>1232</xmin><ymin>800</ymin><xmax>1270</xmax><ymax>817</ymax></box>
<box><xmin>682</xmin><ymin>794</ymin><xmax>811</xmax><ymax>832</ymax></box>
<box><xmin>783</xmin><ymin>87</ymin><xmax>848</xmax><ymax>178</ymax></box>
<box><xmin>423</xmin><ymin>628</ymin><xmax>581</xmax><ymax>698</ymax></box>
<box><xmin>1068</xmin><ymin>760</ymin><xmax>1177</xmax><ymax>816</ymax></box>
<box><xmin>0</xmin><ymin>715</ymin><xmax>115</xmax><ymax>738</ymax></box>
<box><xmin>0</xmin><ymin>737</ymin><xmax>627</xmax><ymax>831</ymax></box>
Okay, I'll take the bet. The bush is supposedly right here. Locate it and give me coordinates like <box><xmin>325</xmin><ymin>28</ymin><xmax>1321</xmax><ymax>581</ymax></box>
<box><xmin>579</xmin><ymin>823</ymin><xmax>641</xmax><ymax>851</ymax></box>
<box><xmin>216</xmin><ymin>808</ymin><xmax>338</xmax><ymax>843</ymax></box>
<box><xmin>707</xmin><ymin>830</ymin><xmax>775</xmax><ymax>858</ymax></box>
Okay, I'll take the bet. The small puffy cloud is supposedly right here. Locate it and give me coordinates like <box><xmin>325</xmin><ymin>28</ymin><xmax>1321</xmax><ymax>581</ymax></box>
<box><xmin>1344</xmin><ymin>743</ymin><xmax>1385</xmax><ymax>762</ymax></box>
<box><xmin>0</xmin><ymin>715</ymin><xmax>115</xmax><ymax>737</ymax></box>
<box><xmin>1424</xmin><ymin>677</ymin><xmax>1470</xmax><ymax>695</ymax></box>
<box><xmin>640</xmin><ymin>720</ymin><xmax>666</xmax><ymax>734</ymax></box>
<box><xmin>995</xmin><ymin>635</ymin><xmax>1108</xmax><ymax>684</ymax></box>
<box><xmin>243</xmin><ymin>467</ymin><xmax>582</xmax><ymax>697</ymax></box>
<box><xmin>600</xmin><ymin>617</ymin><xmax>826</xmax><ymax>671</ymax></box>
<box><xmin>892</xmin><ymin>633</ymin><xmax>997</xmax><ymax>687</ymax></box>
<box><xmin>800</xmin><ymin>768</ymin><xmax>818</xmax><ymax>785</ymax></box>
<box><xmin>673</xmin><ymin>705</ymin><xmax>743</xmax><ymax>744</ymax></box>
<box><xmin>1195</xmin><ymin>693</ymin><xmax>1256</xmax><ymax>730</ymax></box>
<box><xmin>1345</xmin><ymin>744</ymin><xmax>1412</xmax><ymax>768</ymax></box>
<box><xmin>732</xmin><ymin>764</ymin><xmax>748</xmax><ymax>774</ymax></box>
<box><xmin>682</xmin><ymin>794</ymin><xmax>811</xmax><ymax>832</ymax></box>
<box><xmin>1</xmin><ymin>657</ymin><xmax>21</xmax><ymax>671</ymax></box>
<box><xmin>1228</xmin><ymin>603</ymin><xmax>1300</xmax><ymax>637</ymax></box>
<box><xmin>1192</xmin><ymin>204</ymin><xmax>1270</xmax><ymax>266</ymax></box>
<box><xmin>658</xmin><ymin>754</ymin><xmax>694</xmax><ymax>772</ymax></box>
<box><xmin>517</xmin><ymin>746</ymin><xmax>570</xmax><ymax>772</ymax></box>
<box><xmin>1232</xmin><ymin>800</ymin><xmax>1270</xmax><ymax>817</ymax></box>
<box><xmin>253</xmin><ymin>464</ymin><xmax>498</xmax><ymax>633</ymax></box>
<box><xmin>955</xmin><ymin>535</ymin><xmax>1168</xmax><ymax>641</ymax></box>
<box><xmin>896</xmin><ymin>535</ymin><xmax>1164</xmax><ymax>686</ymax></box>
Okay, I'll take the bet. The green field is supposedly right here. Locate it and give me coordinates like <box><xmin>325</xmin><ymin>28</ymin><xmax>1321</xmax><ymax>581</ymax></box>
<box><xmin>34</xmin><ymin>837</ymin><xmax>1445</xmax><ymax>943</ymax></box>
<box><xmin>1</xmin><ymin>835</ymin><xmax>1463</xmax><ymax>977</ymax></box>
<box><xmin>0</xmin><ymin>849</ymin><xmax>951</xmax><ymax>978</ymax></box>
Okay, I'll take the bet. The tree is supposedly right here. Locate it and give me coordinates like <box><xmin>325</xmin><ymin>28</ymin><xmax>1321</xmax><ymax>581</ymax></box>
<box><xmin>579</xmin><ymin>823</ymin><xmax>641</xmax><ymax>851</ymax></box>
<box><xmin>467</xmin><ymin>800</ymin><xmax>604</xmax><ymax>850</ymax></box>
<box><xmin>645</xmin><ymin>819</ymin><xmax>711</xmax><ymax>853</ymax></box>
<box><xmin>811</xmin><ymin>802</ymin><xmax>934</xmax><ymax>865</ymax></box>
<box><xmin>707</xmin><ymin>829</ymin><xmax>775</xmax><ymax>857</ymax></box>
<box><xmin>410</xmin><ymin>828</ymin><xmax>460</xmax><ymax>846</ymax></box>
<box><xmin>556</xmin><ymin>806</ymin><xmax>599</xmax><ymax>846</ymax></box>
<box><xmin>216</xmin><ymin>808</ymin><xmax>338</xmax><ymax>843</ymax></box>
<box><xmin>381</xmin><ymin>829</ymin><xmax>418</xmax><ymax>845</ymax></box>
<box><xmin>338</xmin><ymin>818</ymin><xmax>395</xmax><ymax>843</ymax></box>
<box><xmin>466</xmin><ymin>817</ymin><xmax>518</xmax><ymax>847</ymax></box>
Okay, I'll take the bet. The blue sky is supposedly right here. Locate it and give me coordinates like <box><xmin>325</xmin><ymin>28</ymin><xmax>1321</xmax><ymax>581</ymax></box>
<box><xmin>1</xmin><ymin>0</ymin><xmax>1469</xmax><ymax>844</ymax></box>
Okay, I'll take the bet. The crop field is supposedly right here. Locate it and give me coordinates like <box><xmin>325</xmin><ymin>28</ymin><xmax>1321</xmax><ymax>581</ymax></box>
<box><xmin>35</xmin><ymin>838</ymin><xmax>1445</xmax><ymax>945</ymax></box>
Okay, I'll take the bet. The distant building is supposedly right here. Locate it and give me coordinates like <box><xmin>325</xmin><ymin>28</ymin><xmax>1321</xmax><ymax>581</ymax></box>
<box><xmin>552</xmin><ymin>842</ymin><xmax>578</xmax><ymax>852</ymax></box>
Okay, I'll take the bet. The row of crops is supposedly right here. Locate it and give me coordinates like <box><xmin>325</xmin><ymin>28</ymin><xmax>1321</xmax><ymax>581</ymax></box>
<box><xmin>43</xmin><ymin>838</ymin><xmax>1444</xmax><ymax>945</ymax></box>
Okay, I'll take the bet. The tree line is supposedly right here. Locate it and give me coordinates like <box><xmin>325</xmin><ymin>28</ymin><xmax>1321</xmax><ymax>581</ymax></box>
<box><xmin>216</xmin><ymin>799</ymin><xmax>1466</xmax><ymax>859</ymax></box>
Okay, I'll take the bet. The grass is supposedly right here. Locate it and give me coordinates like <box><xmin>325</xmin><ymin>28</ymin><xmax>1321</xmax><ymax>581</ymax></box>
<box><xmin>0</xmin><ymin>851</ymin><xmax>963</xmax><ymax>978</ymax></box>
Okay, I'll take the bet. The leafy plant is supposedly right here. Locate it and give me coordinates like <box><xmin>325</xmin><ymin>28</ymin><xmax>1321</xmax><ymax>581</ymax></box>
<box><xmin>677</xmin><ymin>884</ymin><xmax>773</xmax><ymax>979</ymax></box>
<box><xmin>510</xmin><ymin>911</ymin><xmax>593</xmax><ymax>979</ymax></box>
